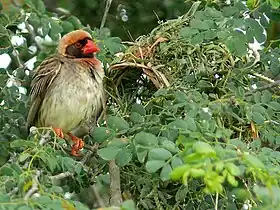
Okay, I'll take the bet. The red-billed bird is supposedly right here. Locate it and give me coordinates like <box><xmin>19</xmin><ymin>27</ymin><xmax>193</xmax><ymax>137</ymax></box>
<box><xmin>27</xmin><ymin>30</ymin><xmax>104</xmax><ymax>156</ymax></box>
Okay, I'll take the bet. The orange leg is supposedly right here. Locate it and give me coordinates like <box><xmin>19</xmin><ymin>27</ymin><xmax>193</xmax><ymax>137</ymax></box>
<box><xmin>67</xmin><ymin>132</ymin><xmax>84</xmax><ymax>156</ymax></box>
<box><xmin>53</xmin><ymin>127</ymin><xmax>64</xmax><ymax>139</ymax></box>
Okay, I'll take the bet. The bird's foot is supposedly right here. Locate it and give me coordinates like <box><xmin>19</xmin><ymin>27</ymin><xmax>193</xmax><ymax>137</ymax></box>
<box><xmin>53</xmin><ymin>127</ymin><xmax>64</xmax><ymax>139</ymax></box>
<box><xmin>67</xmin><ymin>133</ymin><xmax>84</xmax><ymax>156</ymax></box>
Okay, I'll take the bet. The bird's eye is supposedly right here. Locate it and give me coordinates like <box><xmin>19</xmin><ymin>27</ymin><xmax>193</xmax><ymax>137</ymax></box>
<box><xmin>75</xmin><ymin>42</ymin><xmax>82</xmax><ymax>48</ymax></box>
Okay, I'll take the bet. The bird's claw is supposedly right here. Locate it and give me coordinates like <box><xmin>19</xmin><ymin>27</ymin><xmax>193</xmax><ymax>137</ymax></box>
<box><xmin>53</xmin><ymin>127</ymin><xmax>64</xmax><ymax>139</ymax></box>
<box><xmin>68</xmin><ymin>133</ymin><xmax>84</xmax><ymax>156</ymax></box>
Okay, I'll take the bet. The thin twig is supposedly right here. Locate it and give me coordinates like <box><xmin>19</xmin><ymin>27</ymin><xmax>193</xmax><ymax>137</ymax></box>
<box><xmin>215</xmin><ymin>192</ymin><xmax>218</xmax><ymax>210</ymax></box>
<box><xmin>245</xmin><ymin>80</ymin><xmax>280</xmax><ymax>96</ymax></box>
<box><xmin>49</xmin><ymin>171</ymin><xmax>73</xmax><ymax>181</ymax></box>
<box><xmin>109</xmin><ymin>160</ymin><xmax>122</xmax><ymax>206</ymax></box>
<box><xmin>100</xmin><ymin>0</ymin><xmax>113</xmax><ymax>29</ymax></box>
<box><xmin>39</xmin><ymin>130</ymin><xmax>51</xmax><ymax>145</ymax></box>
<box><xmin>24</xmin><ymin>170</ymin><xmax>41</xmax><ymax>200</ymax></box>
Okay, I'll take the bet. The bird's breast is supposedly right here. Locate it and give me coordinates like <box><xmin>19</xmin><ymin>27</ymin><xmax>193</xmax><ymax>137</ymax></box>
<box><xmin>38</xmin><ymin>62</ymin><xmax>104</xmax><ymax>133</ymax></box>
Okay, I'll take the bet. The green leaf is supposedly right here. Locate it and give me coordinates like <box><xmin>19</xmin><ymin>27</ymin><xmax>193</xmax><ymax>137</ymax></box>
<box><xmin>171</xmin><ymin>157</ymin><xmax>183</xmax><ymax>169</ymax></box>
<box><xmin>60</xmin><ymin>157</ymin><xmax>75</xmax><ymax>172</ymax></box>
<box><xmin>227</xmin><ymin>173</ymin><xmax>238</xmax><ymax>186</ymax></box>
<box><xmin>160</xmin><ymin>140</ymin><xmax>179</xmax><ymax>153</ymax></box>
<box><xmin>91</xmin><ymin>127</ymin><xmax>115</xmax><ymax>143</ymax></box>
<box><xmin>50</xmin><ymin>19</ymin><xmax>62</xmax><ymax>40</ymax></box>
<box><xmin>222</xmin><ymin>6</ymin><xmax>239</xmax><ymax>17</ymax></box>
<box><xmin>204</xmin><ymin>30</ymin><xmax>217</xmax><ymax>40</ymax></box>
<box><xmin>168</xmin><ymin>119</ymin><xmax>188</xmax><ymax>130</ymax></box>
<box><xmin>32</xmin><ymin>0</ymin><xmax>46</xmax><ymax>13</ymax></box>
<box><xmin>246</xmin><ymin>0</ymin><xmax>258</xmax><ymax>9</ymax></box>
<box><xmin>252</xmin><ymin>112</ymin><xmax>265</xmax><ymax>124</ymax></box>
<box><xmin>193</xmin><ymin>142</ymin><xmax>216</xmax><ymax>156</ymax></box>
<box><xmin>97</xmin><ymin>147</ymin><xmax>120</xmax><ymax>161</ymax></box>
<box><xmin>190</xmin><ymin>19</ymin><xmax>210</xmax><ymax>30</ymax></box>
<box><xmin>19</xmin><ymin>153</ymin><xmax>31</xmax><ymax>162</ymax></box>
<box><xmin>122</xmin><ymin>200</ymin><xmax>136</xmax><ymax>210</ymax></box>
<box><xmin>28</xmin><ymin>13</ymin><xmax>40</xmax><ymax>28</ymax></box>
<box><xmin>175</xmin><ymin>186</ymin><xmax>188</xmax><ymax>201</ymax></box>
<box><xmin>267</xmin><ymin>101</ymin><xmax>280</xmax><ymax>110</ymax></box>
<box><xmin>61</xmin><ymin>21</ymin><xmax>74</xmax><ymax>33</ymax></box>
<box><xmin>41</xmin><ymin>17</ymin><xmax>50</xmax><ymax>36</ymax></box>
<box><xmin>186</xmin><ymin>117</ymin><xmax>197</xmax><ymax>131</ymax></box>
<box><xmin>107</xmin><ymin>116</ymin><xmax>129</xmax><ymax>132</ymax></box>
<box><xmin>190</xmin><ymin>168</ymin><xmax>205</xmax><ymax>178</ymax></box>
<box><xmin>104</xmin><ymin>37</ymin><xmax>124</xmax><ymax>54</ymax></box>
<box><xmin>131</xmin><ymin>103</ymin><xmax>146</xmax><ymax>115</ymax></box>
<box><xmin>160</xmin><ymin>164</ymin><xmax>172</xmax><ymax>181</ymax></box>
<box><xmin>170</xmin><ymin>165</ymin><xmax>189</xmax><ymax>180</ymax></box>
<box><xmin>191</xmin><ymin>33</ymin><xmax>204</xmax><ymax>45</ymax></box>
<box><xmin>116</xmin><ymin>147</ymin><xmax>133</xmax><ymax>167</ymax></box>
<box><xmin>224</xmin><ymin>31</ymin><xmax>247</xmax><ymax>56</ymax></box>
<box><xmin>34</xmin><ymin>195</ymin><xmax>52</xmax><ymax>204</ymax></box>
<box><xmin>134</xmin><ymin>132</ymin><xmax>158</xmax><ymax>146</ymax></box>
<box><xmin>136</xmin><ymin>147</ymin><xmax>148</xmax><ymax>163</ymax></box>
<box><xmin>225</xmin><ymin>163</ymin><xmax>241</xmax><ymax>176</ymax></box>
<box><xmin>261</xmin><ymin>90</ymin><xmax>272</xmax><ymax>103</ymax></box>
<box><xmin>130</xmin><ymin>112</ymin><xmax>144</xmax><ymax>123</ymax></box>
<box><xmin>0</xmin><ymin>166</ymin><xmax>14</xmax><ymax>176</ymax></box>
<box><xmin>148</xmin><ymin>148</ymin><xmax>172</xmax><ymax>161</ymax></box>
<box><xmin>270</xmin><ymin>0</ymin><xmax>280</xmax><ymax>9</ymax></box>
<box><xmin>145</xmin><ymin>160</ymin><xmax>165</xmax><ymax>173</ymax></box>
<box><xmin>244</xmin><ymin>154</ymin><xmax>264</xmax><ymax>169</ymax></box>
<box><xmin>67</xmin><ymin>16</ymin><xmax>83</xmax><ymax>29</ymax></box>
<box><xmin>180</xmin><ymin>27</ymin><xmax>199</xmax><ymax>38</ymax></box>
<box><xmin>10</xmin><ymin>140</ymin><xmax>36</xmax><ymax>148</ymax></box>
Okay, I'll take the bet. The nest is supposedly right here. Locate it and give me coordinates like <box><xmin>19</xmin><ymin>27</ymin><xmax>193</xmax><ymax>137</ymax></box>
<box><xmin>106</xmin><ymin>3</ymin><xmax>253</xmax><ymax>109</ymax></box>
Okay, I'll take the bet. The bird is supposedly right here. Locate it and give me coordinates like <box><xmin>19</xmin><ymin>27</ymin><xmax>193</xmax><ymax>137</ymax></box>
<box><xmin>27</xmin><ymin>29</ymin><xmax>105</xmax><ymax>156</ymax></box>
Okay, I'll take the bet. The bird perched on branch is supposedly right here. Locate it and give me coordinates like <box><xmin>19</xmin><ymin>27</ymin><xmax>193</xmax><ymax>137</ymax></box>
<box><xmin>27</xmin><ymin>30</ymin><xmax>105</xmax><ymax>156</ymax></box>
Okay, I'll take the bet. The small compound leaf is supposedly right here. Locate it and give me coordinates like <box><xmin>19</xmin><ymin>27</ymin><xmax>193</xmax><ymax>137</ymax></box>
<box><xmin>145</xmin><ymin>160</ymin><xmax>165</xmax><ymax>173</ymax></box>
<box><xmin>107</xmin><ymin>116</ymin><xmax>129</xmax><ymax>132</ymax></box>
<box><xmin>160</xmin><ymin>164</ymin><xmax>172</xmax><ymax>181</ymax></box>
<box><xmin>170</xmin><ymin>165</ymin><xmax>189</xmax><ymax>181</ymax></box>
<box><xmin>134</xmin><ymin>132</ymin><xmax>158</xmax><ymax>146</ymax></box>
<box><xmin>10</xmin><ymin>140</ymin><xmax>36</xmax><ymax>148</ymax></box>
<box><xmin>244</xmin><ymin>154</ymin><xmax>265</xmax><ymax>169</ymax></box>
<box><xmin>225</xmin><ymin>163</ymin><xmax>241</xmax><ymax>176</ymax></box>
<box><xmin>148</xmin><ymin>148</ymin><xmax>172</xmax><ymax>161</ymax></box>
<box><xmin>91</xmin><ymin>127</ymin><xmax>115</xmax><ymax>143</ymax></box>
<box><xmin>193</xmin><ymin>142</ymin><xmax>216</xmax><ymax>156</ymax></box>
<box><xmin>97</xmin><ymin>147</ymin><xmax>120</xmax><ymax>161</ymax></box>
<box><xmin>131</xmin><ymin>103</ymin><xmax>146</xmax><ymax>115</ymax></box>
<box><xmin>116</xmin><ymin>147</ymin><xmax>133</xmax><ymax>167</ymax></box>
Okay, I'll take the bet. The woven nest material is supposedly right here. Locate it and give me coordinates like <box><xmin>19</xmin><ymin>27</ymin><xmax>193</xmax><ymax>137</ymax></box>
<box><xmin>106</xmin><ymin>3</ymin><xmax>253</xmax><ymax>104</ymax></box>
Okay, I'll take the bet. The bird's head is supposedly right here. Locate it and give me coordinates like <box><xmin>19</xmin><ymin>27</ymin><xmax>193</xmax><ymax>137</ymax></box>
<box><xmin>58</xmin><ymin>30</ymin><xmax>100</xmax><ymax>58</ymax></box>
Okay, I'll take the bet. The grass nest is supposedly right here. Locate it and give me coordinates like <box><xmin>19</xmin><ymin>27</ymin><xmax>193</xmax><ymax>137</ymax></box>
<box><xmin>105</xmin><ymin>3</ymin><xmax>258</xmax><ymax>111</ymax></box>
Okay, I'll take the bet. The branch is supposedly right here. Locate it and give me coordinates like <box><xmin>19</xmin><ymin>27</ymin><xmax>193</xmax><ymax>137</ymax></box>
<box><xmin>245</xmin><ymin>80</ymin><xmax>280</xmax><ymax>96</ymax></box>
<box><xmin>100</xmin><ymin>0</ymin><xmax>113</xmax><ymax>29</ymax></box>
<box><xmin>24</xmin><ymin>170</ymin><xmax>41</xmax><ymax>200</ymax></box>
<box><xmin>109</xmin><ymin>160</ymin><xmax>122</xmax><ymax>206</ymax></box>
<box><xmin>49</xmin><ymin>171</ymin><xmax>73</xmax><ymax>181</ymax></box>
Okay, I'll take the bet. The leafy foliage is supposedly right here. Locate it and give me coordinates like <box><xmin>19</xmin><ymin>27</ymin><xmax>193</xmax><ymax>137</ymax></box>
<box><xmin>1</xmin><ymin>0</ymin><xmax>280</xmax><ymax>210</ymax></box>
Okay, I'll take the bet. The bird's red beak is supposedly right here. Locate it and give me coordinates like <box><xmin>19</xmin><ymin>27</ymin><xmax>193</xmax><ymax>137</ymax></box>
<box><xmin>82</xmin><ymin>40</ymin><xmax>100</xmax><ymax>54</ymax></box>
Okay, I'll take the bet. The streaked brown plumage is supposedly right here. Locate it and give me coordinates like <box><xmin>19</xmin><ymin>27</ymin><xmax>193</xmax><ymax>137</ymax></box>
<box><xmin>27</xmin><ymin>30</ymin><xmax>104</xmax><ymax>156</ymax></box>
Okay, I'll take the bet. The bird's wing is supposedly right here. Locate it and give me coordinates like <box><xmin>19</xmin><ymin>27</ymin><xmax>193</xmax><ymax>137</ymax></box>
<box><xmin>26</xmin><ymin>56</ymin><xmax>62</xmax><ymax>131</ymax></box>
